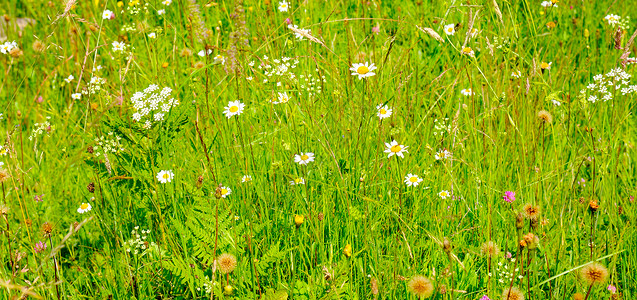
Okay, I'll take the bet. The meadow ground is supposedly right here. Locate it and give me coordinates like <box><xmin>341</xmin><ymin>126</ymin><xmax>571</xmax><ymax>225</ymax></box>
<box><xmin>0</xmin><ymin>0</ymin><xmax>636</xmax><ymax>299</ymax></box>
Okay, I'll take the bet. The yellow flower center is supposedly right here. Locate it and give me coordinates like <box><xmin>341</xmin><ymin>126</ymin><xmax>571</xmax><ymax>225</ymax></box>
<box><xmin>440</xmin><ymin>192</ymin><xmax>448</xmax><ymax>197</ymax></box>
<box><xmin>447</xmin><ymin>27</ymin><xmax>453</xmax><ymax>33</ymax></box>
<box><xmin>380</xmin><ymin>109</ymin><xmax>387</xmax><ymax>114</ymax></box>
<box><xmin>356</xmin><ymin>65</ymin><xmax>369</xmax><ymax>74</ymax></box>
<box><xmin>163</xmin><ymin>173</ymin><xmax>170</xmax><ymax>179</ymax></box>
<box><xmin>541</xmin><ymin>62</ymin><xmax>549</xmax><ymax>69</ymax></box>
<box><xmin>390</xmin><ymin>145</ymin><xmax>402</xmax><ymax>153</ymax></box>
<box><xmin>229</xmin><ymin>106</ymin><xmax>239</xmax><ymax>113</ymax></box>
<box><xmin>221</xmin><ymin>188</ymin><xmax>228</xmax><ymax>195</ymax></box>
<box><xmin>295</xmin><ymin>178</ymin><xmax>302</xmax><ymax>184</ymax></box>
<box><xmin>301</xmin><ymin>154</ymin><xmax>309</xmax><ymax>160</ymax></box>
<box><xmin>462</xmin><ymin>47</ymin><xmax>472</xmax><ymax>54</ymax></box>
<box><xmin>80</xmin><ymin>203</ymin><xmax>89</xmax><ymax>209</ymax></box>
<box><xmin>409</xmin><ymin>177</ymin><xmax>418</xmax><ymax>183</ymax></box>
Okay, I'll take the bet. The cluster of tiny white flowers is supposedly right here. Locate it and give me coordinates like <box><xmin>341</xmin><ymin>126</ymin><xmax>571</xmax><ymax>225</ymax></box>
<box><xmin>121</xmin><ymin>24</ymin><xmax>136</xmax><ymax>32</ymax></box>
<box><xmin>28</xmin><ymin>118</ymin><xmax>52</xmax><ymax>141</ymax></box>
<box><xmin>123</xmin><ymin>226</ymin><xmax>156</xmax><ymax>255</ymax></box>
<box><xmin>125</xmin><ymin>2</ymin><xmax>149</xmax><ymax>15</ymax></box>
<box><xmin>579</xmin><ymin>68</ymin><xmax>637</xmax><ymax>103</ymax></box>
<box><xmin>130</xmin><ymin>84</ymin><xmax>179</xmax><ymax>129</ymax></box>
<box><xmin>494</xmin><ymin>257</ymin><xmax>524</xmax><ymax>283</ymax></box>
<box><xmin>93</xmin><ymin>132</ymin><xmax>124</xmax><ymax>157</ymax></box>
<box><xmin>255</xmin><ymin>56</ymin><xmax>327</xmax><ymax>97</ymax></box>
<box><xmin>82</xmin><ymin>76</ymin><xmax>106</xmax><ymax>96</ymax></box>
<box><xmin>198</xmin><ymin>276</ymin><xmax>218</xmax><ymax>294</ymax></box>
<box><xmin>298</xmin><ymin>72</ymin><xmax>326</xmax><ymax>96</ymax></box>
<box><xmin>433</xmin><ymin>118</ymin><xmax>450</xmax><ymax>136</ymax></box>
<box><xmin>0</xmin><ymin>41</ymin><xmax>18</xmax><ymax>55</ymax></box>
<box><xmin>259</xmin><ymin>56</ymin><xmax>299</xmax><ymax>81</ymax></box>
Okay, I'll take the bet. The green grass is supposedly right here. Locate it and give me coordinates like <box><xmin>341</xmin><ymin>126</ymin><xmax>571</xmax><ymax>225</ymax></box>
<box><xmin>1</xmin><ymin>0</ymin><xmax>636</xmax><ymax>299</ymax></box>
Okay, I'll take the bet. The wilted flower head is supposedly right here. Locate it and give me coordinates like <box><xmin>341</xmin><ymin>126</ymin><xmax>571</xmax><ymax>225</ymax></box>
<box><xmin>408</xmin><ymin>275</ymin><xmax>434</xmax><ymax>298</ymax></box>
<box><xmin>580</xmin><ymin>262</ymin><xmax>608</xmax><ymax>286</ymax></box>
<box><xmin>481</xmin><ymin>241</ymin><xmax>500</xmax><ymax>258</ymax></box>
<box><xmin>502</xmin><ymin>287</ymin><xmax>525</xmax><ymax>300</ymax></box>
<box><xmin>537</xmin><ymin>110</ymin><xmax>553</xmax><ymax>123</ymax></box>
<box><xmin>217</xmin><ymin>253</ymin><xmax>237</xmax><ymax>274</ymax></box>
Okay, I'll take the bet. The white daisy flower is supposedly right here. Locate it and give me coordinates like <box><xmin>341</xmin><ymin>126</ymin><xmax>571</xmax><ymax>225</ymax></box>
<box><xmin>241</xmin><ymin>175</ymin><xmax>252</xmax><ymax>183</ymax></box>
<box><xmin>290</xmin><ymin>177</ymin><xmax>305</xmax><ymax>185</ymax></box>
<box><xmin>64</xmin><ymin>75</ymin><xmax>74</xmax><ymax>83</ymax></box>
<box><xmin>156</xmin><ymin>170</ymin><xmax>174</xmax><ymax>183</ymax></box>
<box><xmin>277</xmin><ymin>92</ymin><xmax>290</xmax><ymax>104</ymax></box>
<box><xmin>214</xmin><ymin>54</ymin><xmax>226</xmax><ymax>65</ymax></box>
<box><xmin>438</xmin><ymin>190</ymin><xmax>450</xmax><ymax>199</ymax></box>
<box><xmin>112</xmin><ymin>41</ymin><xmax>126</xmax><ymax>52</ymax></box>
<box><xmin>444</xmin><ymin>24</ymin><xmax>455</xmax><ymax>35</ymax></box>
<box><xmin>605</xmin><ymin>14</ymin><xmax>620</xmax><ymax>26</ymax></box>
<box><xmin>552</xmin><ymin>99</ymin><xmax>561</xmax><ymax>106</ymax></box>
<box><xmin>511</xmin><ymin>70</ymin><xmax>522</xmax><ymax>78</ymax></box>
<box><xmin>540</xmin><ymin>62</ymin><xmax>552</xmax><ymax>70</ymax></box>
<box><xmin>376</xmin><ymin>104</ymin><xmax>392</xmax><ymax>119</ymax></box>
<box><xmin>198</xmin><ymin>49</ymin><xmax>212</xmax><ymax>57</ymax></box>
<box><xmin>157</xmin><ymin>9</ymin><xmax>166</xmax><ymax>15</ymax></box>
<box><xmin>404</xmin><ymin>174</ymin><xmax>423</xmax><ymax>187</ymax></box>
<box><xmin>461</xmin><ymin>47</ymin><xmax>475</xmax><ymax>57</ymax></box>
<box><xmin>102</xmin><ymin>9</ymin><xmax>114</xmax><ymax>20</ymax></box>
<box><xmin>278</xmin><ymin>1</ymin><xmax>289</xmax><ymax>12</ymax></box>
<box><xmin>434</xmin><ymin>149</ymin><xmax>452</xmax><ymax>160</ymax></box>
<box><xmin>460</xmin><ymin>88</ymin><xmax>473</xmax><ymax>96</ymax></box>
<box><xmin>223</xmin><ymin>100</ymin><xmax>245</xmax><ymax>118</ymax></box>
<box><xmin>71</xmin><ymin>93</ymin><xmax>82</xmax><ymax>100</ymax></box>
<box><xmin>384</xmin><ymin>140</ymin><xmax>408</xmax><ymax>158</ymax></box>
<box><xmin>162</xmin><ymin>0</ymin><xmax>172</xmax><ymax>5</ymax></box>
<box><xmin>77</xmin><ymin>202</ymin><xmax>92</xmax><ymax>214</ymax></box>
<box><xmin>0</xmin><ymin>41</ymin><xmax>17</xmax><ymax>54</ymax></box>
<box><xmin>350</xmin><ymin>62</ymin><xmax>377</xmax><ymax>80</ymax></box>
<box><xmin>148</xmin><ymin>32</ymin><xmax>156</xmax><ymax>38</ymax></box>
<box><xmin>294</xmin><ymin>152</ymin><xmax>315</xmax><ymax>165</ymax></box>
<box><xmin>0</xmin><ymin>145</ymin><xmax>7</xmax><ymax>156</ymax></box>
<box><xmin>541</xmin><ymin>1</ymin><xmax>557</xmax><ymax>7</ymax></box>
<box><xmin>219</xmin><ymin>186</ymin><xmax>231</xmax><ymax>198</ymax></box>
